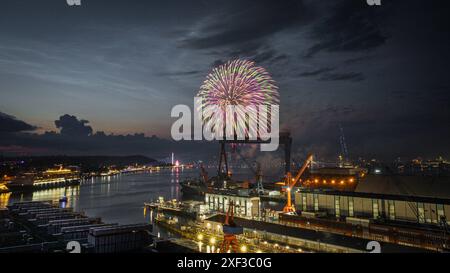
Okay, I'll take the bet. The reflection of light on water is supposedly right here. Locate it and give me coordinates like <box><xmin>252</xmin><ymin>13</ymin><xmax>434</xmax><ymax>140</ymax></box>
<box><xmin>20</xmin><ymin>186</ymin><xmax>81</xmax><ymax>208</ymax></box>
<box><xmin>170</xmin><ymin>168</ymin><xmax>182</xmax><ymax>200</ymax></box>
<box><xmin>0</xmin><ymin>193</ymin><xmax>11</xmax><ymax>208</ymax></box>
<box><xmin>6</xmin><ymin>169</ymin><xmax>203</xmax><ymax>224</ymax></box>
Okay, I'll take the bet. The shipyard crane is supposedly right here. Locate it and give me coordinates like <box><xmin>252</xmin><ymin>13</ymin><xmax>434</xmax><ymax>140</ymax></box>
<box><xmin>200</xmin><ymin>164</ymin><xmax>209</xmax><ymax>184</ymax></box>
<box><xmin>233</xmin><ymin>146</ymin><xmax>266</xmax><ymax>195</ymax></box>
<box><xmin>283</xmin><ymin>154</ymin><xmax>314</xmax><ymax>213</ymax></box>
<box><xmin>255</xmin><ymin>163</ymin><xmax>264</xmax><ymax>195</ymax></box>
<box><xmin>232</xmin><ymin>145</ymin><xmax>264</xmax><ymax>191</ymax></box>
<box><xmin>220</xmin><ymin>200</ymin><xmax>243</xmax><ymax>253</ymax></box>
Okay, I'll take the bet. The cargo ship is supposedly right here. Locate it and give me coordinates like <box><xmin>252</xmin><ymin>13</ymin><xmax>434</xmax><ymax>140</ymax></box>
<box><xmin>181</xmin><ymin>160</ymin><xmax>365</xmax><ymax>199</ymax></box>
<box><xmin>180</xmin><ymin>178</ymin><xmax>207</xmax><ymax>196</ymax></box>
<box><xmin>180</xmin><ymin>170</ymin><xmax>251</xmax><ymax>197</ymax></box>
<box><xmin>6</xmin><ymin>165</ymin><xmax>81</xmax><ymax>192</ymax></box>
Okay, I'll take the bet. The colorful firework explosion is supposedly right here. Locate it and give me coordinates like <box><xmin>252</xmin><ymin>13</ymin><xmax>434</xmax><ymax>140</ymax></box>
<box><xmin>197</xmin><ymin>59</ymin><xmax>279</xmax><ymax>138</ymax></box>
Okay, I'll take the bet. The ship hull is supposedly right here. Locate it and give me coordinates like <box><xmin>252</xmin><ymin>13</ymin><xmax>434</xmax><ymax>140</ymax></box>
<box><xmin>7</xmin><ymin>179</ymin><xmax>80</xmax><ymax>193</ymax></box>
<box><xmin>180</xmin><ymin>183</ymin><xmax>206</xmax><ymax>197</ymax></box>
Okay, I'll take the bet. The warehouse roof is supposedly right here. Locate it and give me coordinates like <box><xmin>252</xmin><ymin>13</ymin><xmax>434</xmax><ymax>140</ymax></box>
<box><xmin>299</xmin><ymin>174</ymin><xmax>450</xmax><ymax>203</ymax></box>
<box><xmin>355</xmin><ymin>174</ymin><xmax>450</xmax><ymax>200</ymax></box>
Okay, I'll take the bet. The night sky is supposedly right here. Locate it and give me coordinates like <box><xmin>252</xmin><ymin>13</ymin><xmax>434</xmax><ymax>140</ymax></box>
<box><xmin>0</xmin><ymin>0</ymin><xmax>449</xmax><ymax>161</ymax></box>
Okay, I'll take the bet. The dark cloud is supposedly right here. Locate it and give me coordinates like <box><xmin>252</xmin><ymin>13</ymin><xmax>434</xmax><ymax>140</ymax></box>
<box><xmin>54</xmin><ymin>114</ymin><xmax>93</xmax><ymax>137</ymax></box>
<box><xmin>1</xmin><ymin>0</ymin><xmax>450</xmax><ymax>161</ymax></box>
<box><xmin>177</xmin><ymin>0</ymin><xmax>313</xmax><ymax>67</ymax></box>
<box><xmin>314</xmin><ymin>105</ymin><xmax>356</xmax><ymax>117</ymax></box>
<box><xmin>298</xmin><ymin>67</ymin><xmax>335</xmax><ymax>77</ymax></box>
<box><xmin>157</xmin><ymin>70</ymin><xmax>203</xmax><ymax>77</ymax></box>
<box><xmin>343</xmin><ymin>55</ymin><xmax>374</xmax><ymax>65</ymax></box>
<box><xmin>271</xmin><ymin>54</ymin><xmax>288</xmax><ymax>63</ymax></box>
<box><xmin>0</xmin><ymin>112</ymin><xmax>37</xmax><ymax>132</ymax></box>
<box><xmin>179</xmin><ymin>0</ymin><xmax>309</xmax><ymax>50</ymax></box>
<box><xmin>389</xmin><ymin>85</ymin><xmax>450</xmax><ymax>105</ymax></box>
<box><xmin>319</xmin><ymin>72</ymin><xmax>365</xmax><ymax>82</ymax></box>
<box><xmin>253</xmin><ymin>49</ymin><xmax>276</xmax><ymax>64</ymax></box>
<box><xmin>305</xmin><ymin>1</ymin><xmax>388</xmax><ymax>58</ymax></box>
<box><xmin>0</xmin><ymin>113</ymin><xmax>216</xmax><ymax>160</ymax></box>
<box><xmin>211</xmin><ymin>59</ymin><xmax>225</xmax><ymax>68</ymax></box>
<box><xmin>288</xmin><ymin>105</ymin><xmax>450</xmax><ymax>160</ymax></box>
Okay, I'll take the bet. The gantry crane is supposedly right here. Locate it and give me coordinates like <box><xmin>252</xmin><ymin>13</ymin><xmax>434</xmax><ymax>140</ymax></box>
<box><xmin>283</xmin><ymin>154</ymin><xmax>314</xmax><ymax>213</ymax></box>
<box><xmin>220</xmin><ymin>200</ymin><xmax>243</xmax><ymax>253</ymax></box>
<box><xmin>200</xmin><ymin>164</ymin><xmax>209</xmax><ymax>184</ymax></box>
<box><xmin>233</xmin><ymin>146</ymin><xmax>265</xmax><ymax>195</ymax></box>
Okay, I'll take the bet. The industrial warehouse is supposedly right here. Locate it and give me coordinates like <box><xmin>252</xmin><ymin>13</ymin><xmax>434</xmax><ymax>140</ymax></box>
<box><xmin>294</xmin><ymin>175</ymin><xmax>450</xmax><ymax>225</ymax></box>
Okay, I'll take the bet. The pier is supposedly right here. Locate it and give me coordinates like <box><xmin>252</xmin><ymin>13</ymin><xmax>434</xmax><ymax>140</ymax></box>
<box><xmin>1</xmin><ymin>201</ymin><xmax>153</xmax><ymax>253</ymax></box>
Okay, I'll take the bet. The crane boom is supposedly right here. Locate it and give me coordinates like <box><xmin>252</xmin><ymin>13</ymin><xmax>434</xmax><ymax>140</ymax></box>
<box><xmin>289</xmin><ymin>154</ymin><xmax>313</xmax><ymax>188</ymax></box>
<box><xmin>283</xmin><ymin>154</ymin><xmax>313</xmax><ymax>213</ymax></box>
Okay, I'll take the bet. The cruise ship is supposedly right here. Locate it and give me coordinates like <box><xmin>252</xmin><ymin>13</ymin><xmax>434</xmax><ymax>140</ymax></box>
<box><xmin>6</xmin><ymin>165</ymin><xmax>81</xmax><ymax>192</ymax></box>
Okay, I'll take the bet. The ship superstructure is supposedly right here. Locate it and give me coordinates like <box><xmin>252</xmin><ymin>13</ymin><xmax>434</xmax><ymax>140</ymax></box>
<box><xmin>6</xmin><ymin>165</ymin><xmax>80</xmax><ymax>192</ymax></box>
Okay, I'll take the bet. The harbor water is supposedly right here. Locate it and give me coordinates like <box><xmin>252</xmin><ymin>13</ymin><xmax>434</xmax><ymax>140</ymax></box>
<box><xmin>0</xmin><ymin>168</ymin><xmax>283</xmax><ymax>225</ymax></box>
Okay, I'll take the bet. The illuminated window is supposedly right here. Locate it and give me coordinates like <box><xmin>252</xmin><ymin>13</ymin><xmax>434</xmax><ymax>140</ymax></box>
<box><xmin>348</xmin><ymin>198</ymin><xmax>354</xmax><ymax>217</ymax></box>
<box><xmin>302</xmin><ymin>196</ymin><xmax>307</xmax><ymax>211</ymax></box>
<box><xmin>426</xmin><ymin>204</ymin><xmax>432</xmax><ymax>223</ymax></box>
<box><xmin>335</xmin><ymin>197</ymin><xmax>340</xmax><ymax>218</ymax></box>
<box><xmin>314</xmin><ymin>194</ymin><xmax>319</xmax><ymax>212</ymax></box>
<box><xmin>372</xmin><ymin>200</ymin><xmax>379</xmax><ymax>219</ymax></box>
<box><xmin>437</xmin><ymin>204</ymin><xmax>445</xmax><ymax>221</ymax></box>
<box><xmin>418</xmin><ymin>203</ymin><xmax>425</xmax><ymax>223</ymax></box>
<box><xmin>388</xmin><ymin>200</ymin><xmax>395</xmax><ymax>220</ymax></box>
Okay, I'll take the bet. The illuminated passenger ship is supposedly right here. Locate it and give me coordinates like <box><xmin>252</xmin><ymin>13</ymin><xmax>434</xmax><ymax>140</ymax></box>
<box><xmin>6</xmin><ymin>165</ymin><xmax>81</xmax><ymax>192</ymax></box>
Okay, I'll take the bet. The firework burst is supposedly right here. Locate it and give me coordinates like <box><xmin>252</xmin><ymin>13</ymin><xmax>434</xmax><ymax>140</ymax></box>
<box><xmin>197</xmin><ymin>59</ymin><xmax>279</xmax><ymax>138</ymax></box>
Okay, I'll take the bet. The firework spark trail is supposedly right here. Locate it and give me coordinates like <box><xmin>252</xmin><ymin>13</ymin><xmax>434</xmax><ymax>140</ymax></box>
<box><xmin>197</xmin><ymin>59</ymin><xmax>279</xmax><ymax>139</ymax></box>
